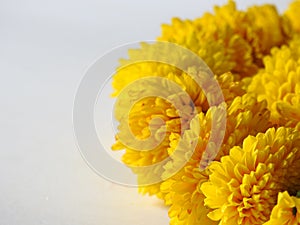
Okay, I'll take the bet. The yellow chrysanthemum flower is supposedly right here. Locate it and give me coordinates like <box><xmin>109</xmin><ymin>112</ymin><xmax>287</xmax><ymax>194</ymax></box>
<box><xmin>245</xmin><ymin>4</ymin><xmax>290</xmax><ymax>65</ymax></box>
<box><xmin>201</xmin><ymin>127</ymin><xmax>300</xmax><ymax>225</ymax></box>
<box><xmin>285</xmin><ymin>0</ymin><xmax>300</xmax><ymax>34</ymax></box>
<box><xmin>161</xmin><ymin>110</ymin><xmax>219</xmax><ymax>225</ymax></box>
<box><xmin>159</xmin><ymin>17</ymin><xmax>255</xmax><ymax>77</ymax></box>
<box><xmin>263</xmin><ymin>191</ymin><xmax>300</xmax><ymax>225</ymax></box>
<box><xmin>158</xmin><ymin>1</ymin><xmax>290</xmax><ymax>78</ymax></box>
<box><xmin>113</xmin><ymin>71</ymin><xmax>244</xmax><ymax>197</ymax></box>
<box><xmin>160</xmin><ymin>94</ymin><xmax>271</xmax><ymax>225</ymax></box>
<box><xmin>247</xmin><ymin>35</ymin><xmax>300</xmax><ymax>127</ymax></box>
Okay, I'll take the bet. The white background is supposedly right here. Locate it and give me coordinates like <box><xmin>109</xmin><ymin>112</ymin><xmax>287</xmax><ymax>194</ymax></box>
<box><xmin>0</xmin><ymin>0</ymin><xmax>291</xmax><ymax>224</ymax></box>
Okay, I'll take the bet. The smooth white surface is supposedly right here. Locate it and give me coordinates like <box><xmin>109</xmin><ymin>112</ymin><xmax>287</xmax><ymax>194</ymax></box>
<box><xmin>0</xmin><ymin>0</ymin><xmax>291</xmax><ymax>224</ymax></box>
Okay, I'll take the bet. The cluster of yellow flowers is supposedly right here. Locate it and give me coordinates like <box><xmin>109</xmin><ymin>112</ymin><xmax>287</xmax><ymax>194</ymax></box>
<box><xmin>111</xmin><ymin>1</ymin><xmax>300</xmax><ymax>224</ymax></box>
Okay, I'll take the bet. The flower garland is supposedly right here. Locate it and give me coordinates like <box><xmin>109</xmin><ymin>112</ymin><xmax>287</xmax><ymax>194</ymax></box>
<box><xmin>111</xmin><ymin>1</ymin><xmax>300</xmax><ymax>224</ymax></box>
